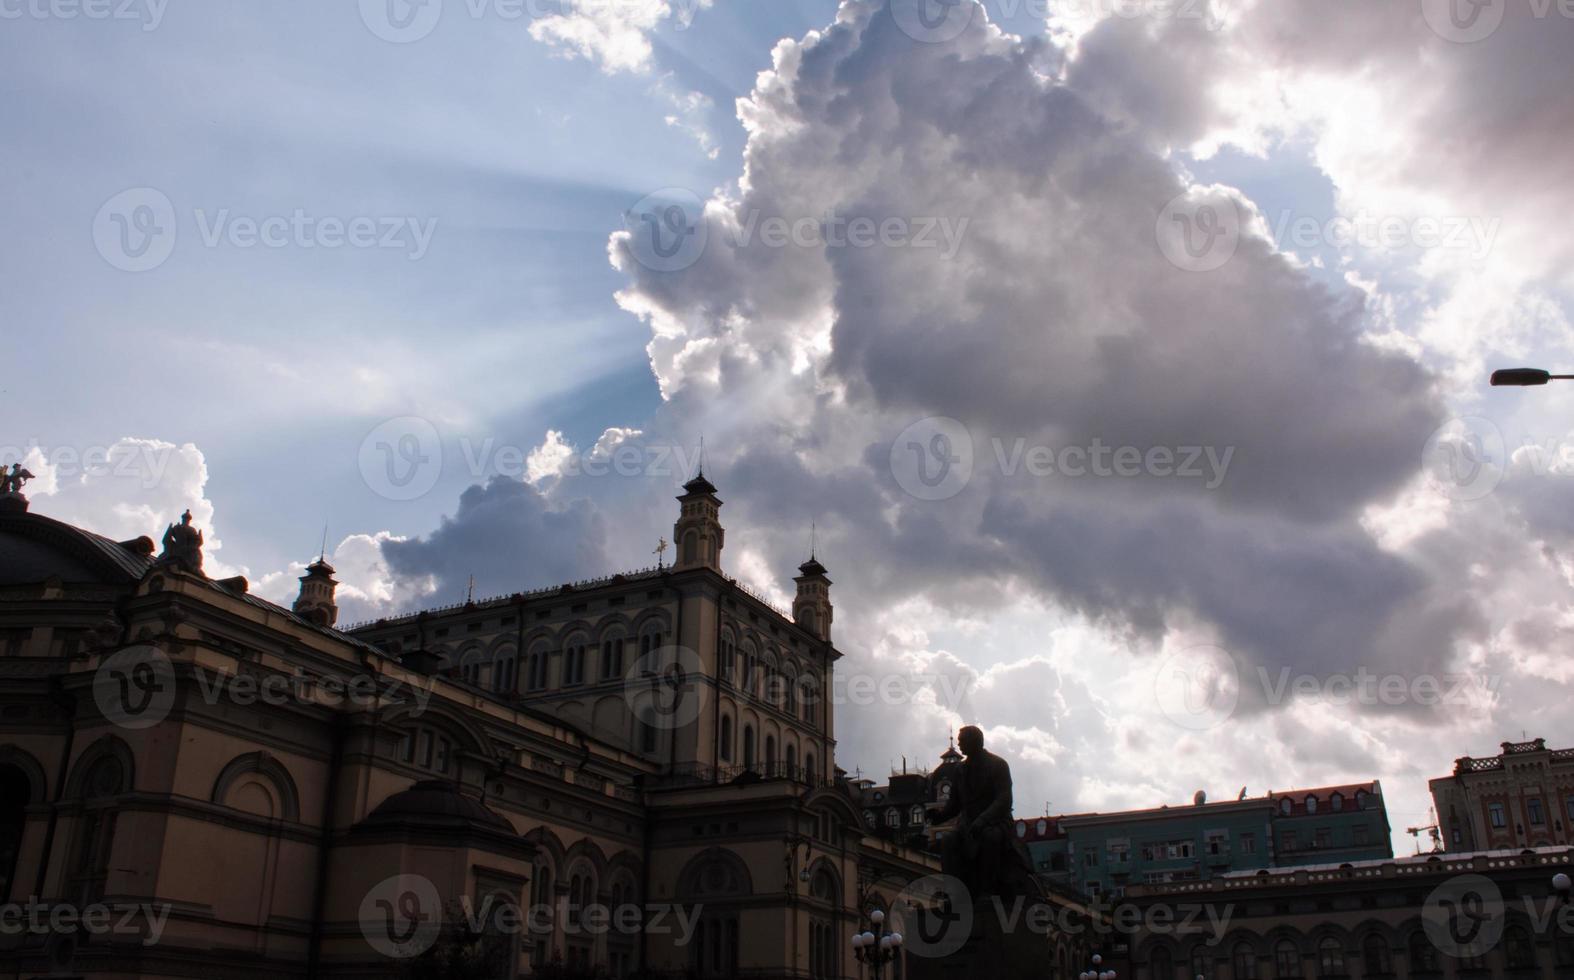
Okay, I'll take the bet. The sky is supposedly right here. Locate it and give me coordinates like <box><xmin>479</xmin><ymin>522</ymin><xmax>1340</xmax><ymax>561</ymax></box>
<box><xmin>5</xmin><ymin>0</ymin><xmax>1574</xmax><ymax>859</ymax></box>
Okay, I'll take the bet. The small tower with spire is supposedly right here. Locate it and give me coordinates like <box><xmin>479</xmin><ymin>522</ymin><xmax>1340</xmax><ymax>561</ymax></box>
<box><xmin>792</xmin><ymin>542</ymin><xmax>832</xmax><ymax>641</ymax></box>
<box><xmin>673</xmin><ymin>469</ymin><xmax>724</xmax><ymax>572</ymax></box>
<box><xmin>293</xmin><ymin>556</ymin><xmax>339</xmax><ymax>628</ymax></box>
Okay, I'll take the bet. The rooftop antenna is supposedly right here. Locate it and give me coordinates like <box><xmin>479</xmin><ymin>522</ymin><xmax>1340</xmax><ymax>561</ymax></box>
<box><xmin>319</xmin><ymin>525</ymin><xmax>329</xmax><ymax>563</ymax></box>
<box><xmin>466</xmin><ymin>574</ymin><xmax>475</xmax><ymax>604</ymax></box>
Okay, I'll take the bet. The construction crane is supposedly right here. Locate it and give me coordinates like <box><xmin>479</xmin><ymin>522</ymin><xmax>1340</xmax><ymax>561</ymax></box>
<box><xmin>1406</xmin><ymin>808</ymin><xmax>1442</xmax><ymax>854</ymax></box>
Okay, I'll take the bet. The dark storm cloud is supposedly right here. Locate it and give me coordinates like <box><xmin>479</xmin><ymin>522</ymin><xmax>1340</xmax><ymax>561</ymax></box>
<box><xmin>382</xmin><ymin>476</ymin><xmax>610</xmax><ymax>601</ymax></box>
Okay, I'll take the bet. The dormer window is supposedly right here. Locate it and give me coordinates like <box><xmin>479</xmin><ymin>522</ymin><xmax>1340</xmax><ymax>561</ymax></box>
<box><xmin>1280</xmin><ymin>798</ymin><xmax>1293</xmax><ymax>815</ymax></box>
<box><xmin>1305</xmin><ymin>795</ymin><xmax>1318</xmax><ymax>814</ymax></box>
<box><xmin>1330</xmin><ymin>792</ymin><xmax>1343</xmax><ymax>811</ymax></box>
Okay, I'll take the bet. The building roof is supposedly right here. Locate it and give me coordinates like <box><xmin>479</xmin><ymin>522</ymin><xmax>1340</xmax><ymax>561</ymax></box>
<box><xmin>360</xmin><ymin>779</ymin><xmax>514</xmax><ymax>831</ymax></box>
<box><xmin>0</xmin><ymin>509</ymin><xmax>155</xmax><ymax>585</ymax></box>
<box><xmin>1268</xmin><ymin>781</ymin><xmax>1382</xmax><ymax>816</ymax></box>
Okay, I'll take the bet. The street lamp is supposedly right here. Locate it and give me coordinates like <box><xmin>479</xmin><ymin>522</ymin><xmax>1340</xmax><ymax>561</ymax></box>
<box><xmin>1078</xmin><ymin>952</ymin><xmax>1117</xmax><ymax>980</ymax></box>
<box><xmin>1553</xmin><ymin>872</ymin><xmax>1571</xmax><ymax>905</ymax></box>
<box><xmin>1490</xmin><ymin>368</ymin><xmax>1574</xmax><ymax>386</ymax></box>
<box><xmin>850</xmin><ymin>908</ymin><xmax>903</xmax><ymax>980</ymax></box>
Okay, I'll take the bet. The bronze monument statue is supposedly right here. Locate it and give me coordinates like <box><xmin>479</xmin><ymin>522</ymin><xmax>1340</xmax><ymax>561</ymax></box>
<box><xmin>906</xmin><ymin>726</ymin><xmax>1051</xmax><ymax>980</ymax></box>
<box><xmin>929</xmin><ymin>725</ymin><xmax>1040</xmax><ymax>902</ymax></box>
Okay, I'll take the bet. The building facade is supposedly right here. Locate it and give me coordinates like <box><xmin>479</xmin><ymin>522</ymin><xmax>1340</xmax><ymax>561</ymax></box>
<box><xmin>1430</xmin><ymin>738</ymin><xmax>1574</xmax><ymax>853</ymax></box>
<box><xmin>1124</xmin><ymin>846</ymin><xmax>1574</xmax><ymax>979</ymax></box>
<box><xmin>0</xmin><ymin>475</ymin><xmax>965</xmax><ymax>979</ymax></box>
<box><xmin>1055</xmin><ymin>784</ymin><xmax>1391</xmax><ymax>899</ymax></box>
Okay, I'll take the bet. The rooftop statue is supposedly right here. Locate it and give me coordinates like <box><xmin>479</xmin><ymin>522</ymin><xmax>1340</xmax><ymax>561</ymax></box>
<box><xmin>157</xmin><ymin>509</ymin><xmax>205</xmax><ymax>575</ymax></box>
<box><xmin>0</xmin><ymin>463</ymin><xmax>35</xmax><ymax>496</ymax></box>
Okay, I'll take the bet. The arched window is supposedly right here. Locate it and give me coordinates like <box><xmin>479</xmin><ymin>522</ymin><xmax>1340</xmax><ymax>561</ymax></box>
<box><xmin>720</xmin><ymin>631</ymin><xmax>736</xmax><ymax>685</ymax></box>
<box><xmin>784</xmin><ymin>665</ymin><xmax>798</xmax><ymax>715</ymax></box>
<box><xmin>562</xmin><ymin>634</ymin><xmax>588</xmax><ymax>687</ymax></box>
<box><xmin>493</xmin><ymin>646</ymin><xmax>518</xmax><ymax>694</ymax></box>
<box><xmin>0</xmin><ymin>761</ymin><xmax>34</xmax><ymax>901</ymax></box>
<box><xmin>1330</xmin><ymin>792</ymin><xmax>1344</xmax><ymax>811</ymax></box>
<box><xmin>1360</xmin><ymin>935</ymin><xmax>1390</xmax><ymax>975</ymax></box>
<box><xmin>910</xmin><ymin>805</ymin><xmax>925</xmax><ymax>825</ymax></box>
<box><xmin>1406</xmin><ymin>932</ymin><xmax>1438</xmax><ymax>973</ymax></box>
<box><xmin>600</xmin><ymin>631</ymin><xmax>626</xmax><ymax>681</ymax></box>
<box><xmin>886</xmin><ymin>808</ymin><xmax>900</xmax><ymax>828</ymax></box>
<box><xmin>1150</xmin><ymin>945</ymin><xmax>1172</xmax><ymax>979</ymax></box>
<box><xmin>1305</xmin><ymin>795</ymin><xmax>1318</xmax><ymax>814</ymax></box>
<box><xmin>1503</xmin><ymin>926</ymin><xmax>1536</xmax><ymax>969</ymax></box>
<box><xmin>1189</xmin><ymin>945</ymin><xmax>1209</xmax><ymax>978</ymax></box>
<box><xmin>719</xmin><ymin>716</ymin><xmax>734</xmax><ymax>763</ymax></box>
<box><xmin>800</xmin><ymin>674</ymin><xmax>816</xmax><ymax>724</ymax></box>
<box><xmin>71</xmin><ymin>752</ymin><xmax>129</xmax><ymax>904</ymax></box>
<box><xmin>682</xmin><ymin>531</ymin><xmax>698</xmax><ymax>565</ymax></box>
<box><xmin>1275</xmin><ymin>940</ymin><xmax>1302</xmax><ymax>977</ymax></box>
<box><xmin>458</xmin><ymin>645</ymin><xmax>483</xmax><ymax>685</ymax></box>
<box><xmin>765</xmin><ymin>735</ymin><xmax>777</xmax><ymax>774</ymax></box>
<box><xmin>639</xmin><ymin>623</ymin><xmax>667</xmax><ymax>673</ymax></box>
<box><xmin>805</xmin><ymin>752</ymin><xmax>817</xmax><ymax>785</ymax></box>
<box><xmin>526</xmin><ymin>644</ymin><xmax>551</xmax><ymax>692</ymax></box>
<box><xmin>743</xmin><ymin>726</ymin><xmax>756</xmax><ymax>770</ymax></box>
<box><xmin>1316</xmin><ymin>937</ymin><xmax>1345</xmax><ymax>976</ymax></box>
<box><xmin>786</xmin><ymin>743</ymin><xmax>798</xmax><ymax>775</ymax></box>
<box><xmin>397</xmin><ymin>725</ymin><xmax>454</xmax><ymax>775</ymax></box>
<box><xmin>743</xmin><ymin>641</ymin><xmax>759</xmax><ymax>695</ymax></box>
<box><xmin>1232</xmin><ymin>942</ymin><xmax>1258</xmax><ymax>979</ymax></box>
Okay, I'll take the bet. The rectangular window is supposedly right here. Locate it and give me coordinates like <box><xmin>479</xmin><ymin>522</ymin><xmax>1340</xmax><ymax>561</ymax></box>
<box><xmin>1489</xmin><ymin>802</ymin><xmax>1507</xmax><ymax>828</ymax></box>
<box><xmin>1567</xmin><ymin>796</ymin><xmax>1574</xmax><ymax>823</ymax></box>
<box><xmin>1353</xmin><ymin>824</ymin><xmax>1369</xmax><ymax>845</ymax></box>
<box><xmin>1283</xmin><ymin>831</ymin><xmax>1298</xmax><ymax>852</ymax></box>
<box><xmin>1314</xmin><ymin>828</ymin><xmax>1332</xmax><ymax>849</ymax></box>
<box><xmin>1206</xmin><ymin>830</ymin><xmax>1229</xmax><ymax>855</ymax></box>
<box><xmin>1528</xmin><ymin>798</ymin><xmax>1545</xmax><ymax>825</ymax></box>
<box><xmin>1083</xmin><ymin>847</ymin><xmax>1098</xmax><ymax>868</ymax></box>
<box><xmin>1241</xmin><ymin>833</ymin><xmax>1256</xmax><ymax>854</ymax></box>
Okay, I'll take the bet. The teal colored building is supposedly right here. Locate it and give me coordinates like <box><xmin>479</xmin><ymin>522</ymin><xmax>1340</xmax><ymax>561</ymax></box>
<box><xmin>1051</xmin><ymin>782</ymin><xmax>1391</xmax><ymax>899</ymax></box>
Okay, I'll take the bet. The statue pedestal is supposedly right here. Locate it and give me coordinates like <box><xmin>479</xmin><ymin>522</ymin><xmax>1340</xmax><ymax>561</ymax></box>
<box><xmin>905</xmin><ymin>897</ymin><xmax>1052</xmax><ymax>980</ymax></box>
<box><xmin>0</xmin><ymin>492</ymin><xmax>28</xmax><ymax>514</ymax></box>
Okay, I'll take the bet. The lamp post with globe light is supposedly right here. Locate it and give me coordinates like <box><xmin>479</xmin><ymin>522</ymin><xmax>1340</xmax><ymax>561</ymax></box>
<box><xmin>850</xmin><ymin>907</ymin><xmax>903</xmax><ymax>980</ymax></box>
<box><xmin>1079</xmin><ymin>953</ymin><xmax>1116</xmax><ymax>980</ymax></box>
<box><xmin>1554</xmin><ymin>872</ymin><xmax>1571</xmax><ymax>907</ymax></box>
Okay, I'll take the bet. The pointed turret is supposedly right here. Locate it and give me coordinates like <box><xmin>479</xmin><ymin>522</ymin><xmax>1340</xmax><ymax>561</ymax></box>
<box><xmin>792</xmin><ymin>553</ymin><xmax>832</xmax><ymax>641</ymax></box>
<box><xmin>293</xmin><ymin>557</ymin><xmax>339</xmax><ymax>627</ymax></box>
<box><xmin>673</xmin><ymin>469</ymin><xmax>724</xmax><ymax>571</ymax></box>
